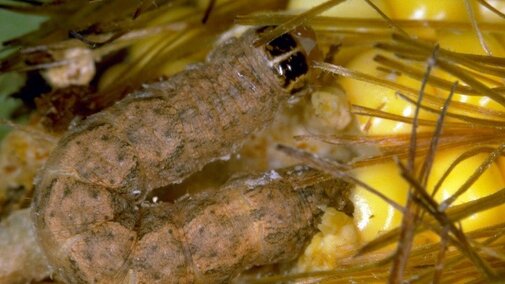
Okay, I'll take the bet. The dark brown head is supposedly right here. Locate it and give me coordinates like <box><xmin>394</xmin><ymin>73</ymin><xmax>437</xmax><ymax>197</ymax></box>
<box><xmin>256</xmin><ymin>26</ymin><xmax>320</xmax><ymax>95</ymax></box>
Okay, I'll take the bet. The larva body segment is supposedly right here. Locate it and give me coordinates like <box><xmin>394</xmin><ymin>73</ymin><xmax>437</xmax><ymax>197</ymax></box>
<box><xmin>130</xmin><ymin>167</ymin><xmax>352</xmax><ymax>282</ymax></box>
<box><xmin>32</xmin><ymin>28</ymin><xmax>324</xmax><ymax>283</ymax></box>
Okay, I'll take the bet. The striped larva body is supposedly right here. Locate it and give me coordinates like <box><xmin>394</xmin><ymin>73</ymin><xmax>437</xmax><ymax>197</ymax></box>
<box><xmin>31</xmin><ymin>27</ymin><xmax>330</xmax><ymax>283</ymax></box>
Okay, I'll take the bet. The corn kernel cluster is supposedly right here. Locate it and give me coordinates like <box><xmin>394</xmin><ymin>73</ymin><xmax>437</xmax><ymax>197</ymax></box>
<box><xmin>290</xmin><ymin>0</ymin><xmax>505</xmax><ymax>271</ymax></box>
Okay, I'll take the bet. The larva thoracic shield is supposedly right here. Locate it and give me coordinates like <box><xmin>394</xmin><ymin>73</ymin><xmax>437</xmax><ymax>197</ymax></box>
<box><xmin>31</xmin><ymin>26</ymin><xmax>332</xmax><ymax>283</ymax></box>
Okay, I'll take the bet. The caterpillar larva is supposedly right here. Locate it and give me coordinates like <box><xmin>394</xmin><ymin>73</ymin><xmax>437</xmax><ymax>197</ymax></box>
<box><xmin>31</xmin><ymin>26</ymin><xmax>342</xmax><ymax>283</ymax></box>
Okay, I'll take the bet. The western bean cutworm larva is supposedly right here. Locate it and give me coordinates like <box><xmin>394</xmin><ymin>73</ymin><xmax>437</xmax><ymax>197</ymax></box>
<box><xmin>31</xmin><ymin>26</ymin><xmax>347</xmax><ymax>283</ymax></box>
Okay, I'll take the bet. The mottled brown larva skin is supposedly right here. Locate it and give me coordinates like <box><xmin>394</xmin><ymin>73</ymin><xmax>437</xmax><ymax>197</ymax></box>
<box><xmin>130</xmin><ymin>167</ymin><xmax>352</xmax><ymax>283</ymax></box>
<box><xmin>31</xmin><ymin>28</ymin><xmax>332</xmax><ymax>283</ymax></box>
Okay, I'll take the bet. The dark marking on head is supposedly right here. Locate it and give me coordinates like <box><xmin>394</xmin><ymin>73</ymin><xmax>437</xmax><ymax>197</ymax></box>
<box><xmin>265</xmin><ymin>33</ymin><xmax>297</xmax><ymax>57</ymax></box>
<box><xmin>255</xmin><ymin>26</ymin><xmax>312</xmax><ymax>93</ymax></box>
<box><xmin>274</xmin><ymin>52</ymin><xmax>309</xmax><ymax>88</ymax></box>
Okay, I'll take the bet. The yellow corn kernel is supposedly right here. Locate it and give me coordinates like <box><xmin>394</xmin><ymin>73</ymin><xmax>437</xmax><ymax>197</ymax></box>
<box><xmin>388</xmin><ymin>0</ymin><xmax>467</xmax><ymax>21</ymax></box>
<box><xmin>434</xmin><ymin>31</ymin><xmax>505</xmax><ymax>113</ymax></box>
<box><xmin>295</xmin><ymin>208</ymin><xmax>359</xmax><ymax>271</ymax></box>
<box><xmin>287</xmin><ymin>0</ymin><xmax>393</xmax><ymax>64</ymax></box>
<box><xmin>288</xmin><ymin>0</ymin><xmax>391</xmax><ymax>18</ymax></box>
<box><xmin>437</xmin><ymin>30</ymin><xmax>505</xmax><ymax>56</ymax></box>
<box><xmin>339</xmin><ymin>49</ymin><xmax>437</xmax><ymax>135</ymax></box>
<box><xmin>426</xmin><ymin>147</ymin><xmax>505</xmax><ymax>232</ymax></box>
<box><xmin>351</xmin><ymin>147</ymin><xmax>505</xmax><ymax>244</ymax></box>
<box><xmin>435</xmin><ymin>31</ymin><xmax>505</xmax><ymax>179</ymax></box>
<box><xmin>387</xmin><ymin>0</ymin><xmax>471</xmax><ymax>39</ymax></box>
<box><xmin>391</xmin><ymin>0</ymin><xmax>505</xmax><ymax>23</ymax></box>
<box><xmin>351</xmin><ymin>162</ymin><xmax>408</xmax><ymax>242</ymax></box>
<box><xmin>474</xmin><ymin>0</ymin><xmax>505</xmax><ymax>23</ymax></box>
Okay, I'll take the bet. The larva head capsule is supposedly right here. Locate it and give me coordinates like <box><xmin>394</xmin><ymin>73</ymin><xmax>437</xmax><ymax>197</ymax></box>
<box><xmin>257</xmin><ymin>26</ymin><xmax>320</xmax><ymax>95</ymax></box>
